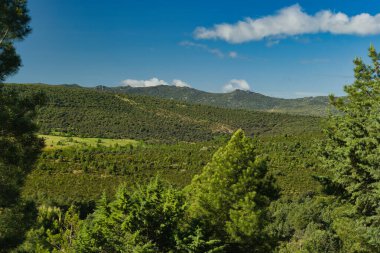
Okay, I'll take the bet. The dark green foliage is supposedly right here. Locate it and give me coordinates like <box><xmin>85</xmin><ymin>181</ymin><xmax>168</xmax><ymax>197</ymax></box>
<box><xmin>0</xmin><ymin>43</ymin><xmax>20</xmax><ymax>81</ymax></box>
<box><xmin>21</xmin><ymin>179</ymin><xmax>224</xmax><ymax>253</ymax></box>
<box><xmin>0</xmin><ymin>86</ymin><xmax>45</xmax><ymax>205</ymax></box>
<box><xmin>0</xmin><ymin>86</ymin><xmax>45</xmax><ymax>249</ymax></box>
<box><xmin>318</xmin><ymin>45</ymin><xmax>380</xmax><ymax>251</ymax></box>
<box><xmin>0</xmin><ymin>1</ymin><xmax>39</xmax><ymax>250</ymax></box>
<box><xmin>274</xmin><ymin>46</ymin><xmax>380</xmax><ymax>253</ymax></box>
<box><xmin>0</xmin><ymin>0</ymin><xmax>31</xmax><ymax>41</ymax></box>
<box><xmin>76</xmin><ymin>179</ymin><xmax>186</xmax><ymax>252</ymax></box>
<box><xmin>269</xmin><ymin>195</ymin><xmax>342</xmax><ymax>253</ymax></box>
<box><xmin>321</xmin><ymin>45</ymin><xmax>380</xmax><ymax>215</ymax></box>
<box><xmin>0</xmin><ymin>0</ymin><xmax>31</xmax><ymax>81</ymax></box>
<box><xmin>187</xmin><ymin>130</ymin><xmax>279</xmax><ymax>252</ymax></box>
<box><xmin>17</xmin><ymin>205</ymin><xmax>81</xmax><ymax>252</ymax></box>
<box><xmin>256</xmin><ymin>134</ymin><xmax>323</xmax><ymax>196</ymax></box>
<box><xmin>0</xmin><ymin>201</ymin><xmax>37</xmax><ymax>251</ymax></box>
<box><xmin>0</xmin><ymin>0</ymin><xmax>36</xmax><ymax>209</ymax></box>
<box><xmin>0</xmin><ymin>87</ymin><xmax>45</xmax><ymax>182</ymax></box>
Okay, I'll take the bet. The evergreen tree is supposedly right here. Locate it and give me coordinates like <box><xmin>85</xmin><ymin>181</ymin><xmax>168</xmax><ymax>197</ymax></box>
<box><xmin>0</xmin><ymin>0</ymin><xmax>31</xmax><ymax>81</ymax></box>
<box><xmin>318</xmin><ymin>45</ymin><xmax>380</xmax><ymax>251</ymax></box>
<box><xmin>76</xmin><ymin>179</ymin><xmax>186</xmax><ymax>252</ymax></box>
<box><xmin>76</xmin><ymin>178</ymin><xmax>224</xmax><ymax>252</ymax></box>
<box><xmin>0</xmin><ymin>1</ymin><xmax>46</xmax><ymax>250</ymax></box>
<box><xmin>186</xmin><ymin>129</ymin><xmax>279</xmax><ymax>252</ymax></box>
<box><xmin>0</xmin><ymin>82</ymin><xmax>45</xmax><ymax>249</ymax></box>
<box><xmin>322</xmin><ymin>44</ymin><xmax>380</xmax><ymax>213</ymax></box>
<box><xmin>17</xmin><ymin>205</ymin><xmax>81</xmax><ymax>252</ymax></box>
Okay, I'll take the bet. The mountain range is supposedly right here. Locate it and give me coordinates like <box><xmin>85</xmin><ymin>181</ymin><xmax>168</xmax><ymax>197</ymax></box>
<box><xmin>5</xmin><ymin>83</ymin><xmax>322</xmax><ymax>142</ymax></box>
<box><xmin>95</xmin><ymin>85</ymin><xmax>333</xmax><ymax>116</ymax></box>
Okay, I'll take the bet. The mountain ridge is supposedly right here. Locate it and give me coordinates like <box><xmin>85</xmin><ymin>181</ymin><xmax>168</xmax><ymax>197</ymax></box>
<box><xmin>95</xmin><ymin>84</ymin><xmax>332</xmax><ymax>116</ymax></box>
<box><xmin>5</xmin><ymin>83</ymin><xmax>333</xmax><ymax>116</ymax></box>
<box><xmin>4</xmin><ymin>83</ymin><xmax>322</xmax><ymax>142</ymax></box>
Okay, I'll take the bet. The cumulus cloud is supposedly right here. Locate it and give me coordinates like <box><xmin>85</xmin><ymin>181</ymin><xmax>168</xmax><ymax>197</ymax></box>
<box><xmin>172</xmin><ymin>79</ymin><xmax>191</xmax><ymax>87</ymax></box>
<box><xmin>223</xmin><ymin>79</ymin><xmax>251</xmax><ymax>93</ymax></box>
<box><xmin>122</xmin><ymin>78</ymin><xmax>168</xmax><ymax>87</ymax></box>
<box><xmin>194</xmin><ymin>4</ymin><xmax>380</xmax><ymax>43</ymax></box>
<box><xmin>122</xmin><ymin>78</ymin><xmax>191</xmax><ymax>88</ymax></box>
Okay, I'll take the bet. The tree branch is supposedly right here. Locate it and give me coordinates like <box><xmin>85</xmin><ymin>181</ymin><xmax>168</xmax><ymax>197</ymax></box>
<box><xmin>0</xmin><ymin>28</ymin><xmax>9</xmax><ymax>45</ymax></box>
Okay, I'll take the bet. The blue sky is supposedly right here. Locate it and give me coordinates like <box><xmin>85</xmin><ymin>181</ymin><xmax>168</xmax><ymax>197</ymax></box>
<box><xmin>7</xmin><ymin>0</ymin><xmax>380</xmax><ymax>98</ymax></box>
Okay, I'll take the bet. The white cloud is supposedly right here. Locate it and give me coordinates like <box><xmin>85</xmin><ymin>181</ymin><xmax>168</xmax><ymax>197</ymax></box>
<box><xmin>122</xmin><ymin>78</ymin><xmax>168</xmax><ymax>87</ymax></box>
<box><xmin>194</xmin><ymin>4</ymin><xmax>380</xmax><ymax>43</ymax></box>
<box><xmin>122</xmin><ymin>78</ymin><xmax>191</xmax><ymax>88</ymax></box>
<box><xmin>172</xmin><ymin>79</ymin><xmax>190</xmax><ymax>87</ymax></box>
<box><xmin>223</xmin><ymin>79</ymin><xmax>251</xmax><ymax>93</ymax></box>
<box><xmin>229</xmin><ymin>51</ymin><xmax>238</xmax><ymax>58</ymax></box>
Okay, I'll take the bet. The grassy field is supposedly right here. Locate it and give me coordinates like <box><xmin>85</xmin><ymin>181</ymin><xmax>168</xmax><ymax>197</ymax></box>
<box><xmin>40</xmin><ymin>134</ymin><xmax>140</xmax><ymax>150</ymax></box>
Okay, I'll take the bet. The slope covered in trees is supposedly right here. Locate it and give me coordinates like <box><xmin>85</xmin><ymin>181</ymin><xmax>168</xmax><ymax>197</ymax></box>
<box><xmin>5</xmin><ymin>83</ymin><xmax>322</xmax><ymax>142</ymax></box>
<box><xmin>97</xmin><ymin>85</ymin><xmax>332</xmax><ymax>116</ymax></box>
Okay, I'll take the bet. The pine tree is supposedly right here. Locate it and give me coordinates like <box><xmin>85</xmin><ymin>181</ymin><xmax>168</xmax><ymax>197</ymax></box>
<box><xmin>322</xmin><ymin>45</ymin><xmax>380</xmax><ymax>215</ymax></box>
<box><xmin>0</xmin><ymin>1</ymin><xmax>46</xmax><ymax>249</ymax></box>
<box><xmin>18</xmin><ymin>205</ymin><xmax>81</xmax><ymax>252</ymax></box>
<box><xmin>0</xmin><ymin>0</ymin><xmax>31</xmax><ymax>81</ymax></box>
<box><xmin>76</xmin><ymin>179</ymin><xmax>187</xmax><ymax>252</ymax></box>
<box><xmin>318</xmin><ymin>45</ymin><xmax>380</xmax><ymax>251</ymax></box>
<box><xmin>187</xmin><ymin>129</ymin><xmax>279</xmax><ymax>252</ymax></box>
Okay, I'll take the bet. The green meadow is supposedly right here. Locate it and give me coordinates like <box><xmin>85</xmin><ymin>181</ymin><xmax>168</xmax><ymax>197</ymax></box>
<box><xmin>40</xmin><ymin>134</ymin><xmax>140</xmax><ymax>150</ymax></box>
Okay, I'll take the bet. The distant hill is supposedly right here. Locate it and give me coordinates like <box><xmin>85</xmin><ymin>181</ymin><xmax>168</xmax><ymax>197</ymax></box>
<box><xmin>96</xmin><ymin>85</ymin><xmax>333</xmax><ymax>116</ymax></box>
<box><xmin>5</xmin><ymin>83</ymin><xmax>322</xmax><ymax>142</ymax></box>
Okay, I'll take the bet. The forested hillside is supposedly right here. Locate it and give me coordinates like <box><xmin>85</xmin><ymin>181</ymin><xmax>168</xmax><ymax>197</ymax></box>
<box><xmin>5</xmin><ymin>83</ymin><xmax>322</xmax><ymax>141</ymax></box>
<box><xmin>98</xmin><ymin>85</ymin><xmax>332</xmax><ymax>116</ymax></box>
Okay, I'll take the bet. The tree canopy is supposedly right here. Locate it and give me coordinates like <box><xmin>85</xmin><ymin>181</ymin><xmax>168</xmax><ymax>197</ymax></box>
<box><xmin>0</xmin><ymin>0</ymin><xmax>31</xmax><ymax>81</ymax></box>
<box><xmin>187</xmin><ymin>129</ymin><xmax>279</xmax><ymax>252</ymax></box>
<box><xmin>0</xmin><ymin>0</ymin><xmax>45</xmax><ymax>250</ymax></box>
<box><xmin>319</xmin><ymin>45</ymin><xmax>380</xmax><ymax>251</ymax></box>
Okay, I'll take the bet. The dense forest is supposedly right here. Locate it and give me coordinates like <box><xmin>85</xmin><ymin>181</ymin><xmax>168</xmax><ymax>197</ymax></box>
<box><xmin>1</xmin><ymin>1</ymin><xmax>380</xmax><ymax>252</ymax></box>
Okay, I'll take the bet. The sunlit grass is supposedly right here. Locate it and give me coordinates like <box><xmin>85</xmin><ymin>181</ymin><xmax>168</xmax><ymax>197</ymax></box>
<box><xmin>39</xmin><ymin>134</ymin><xmax>140</xmax><ymax>150</ymax></box>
